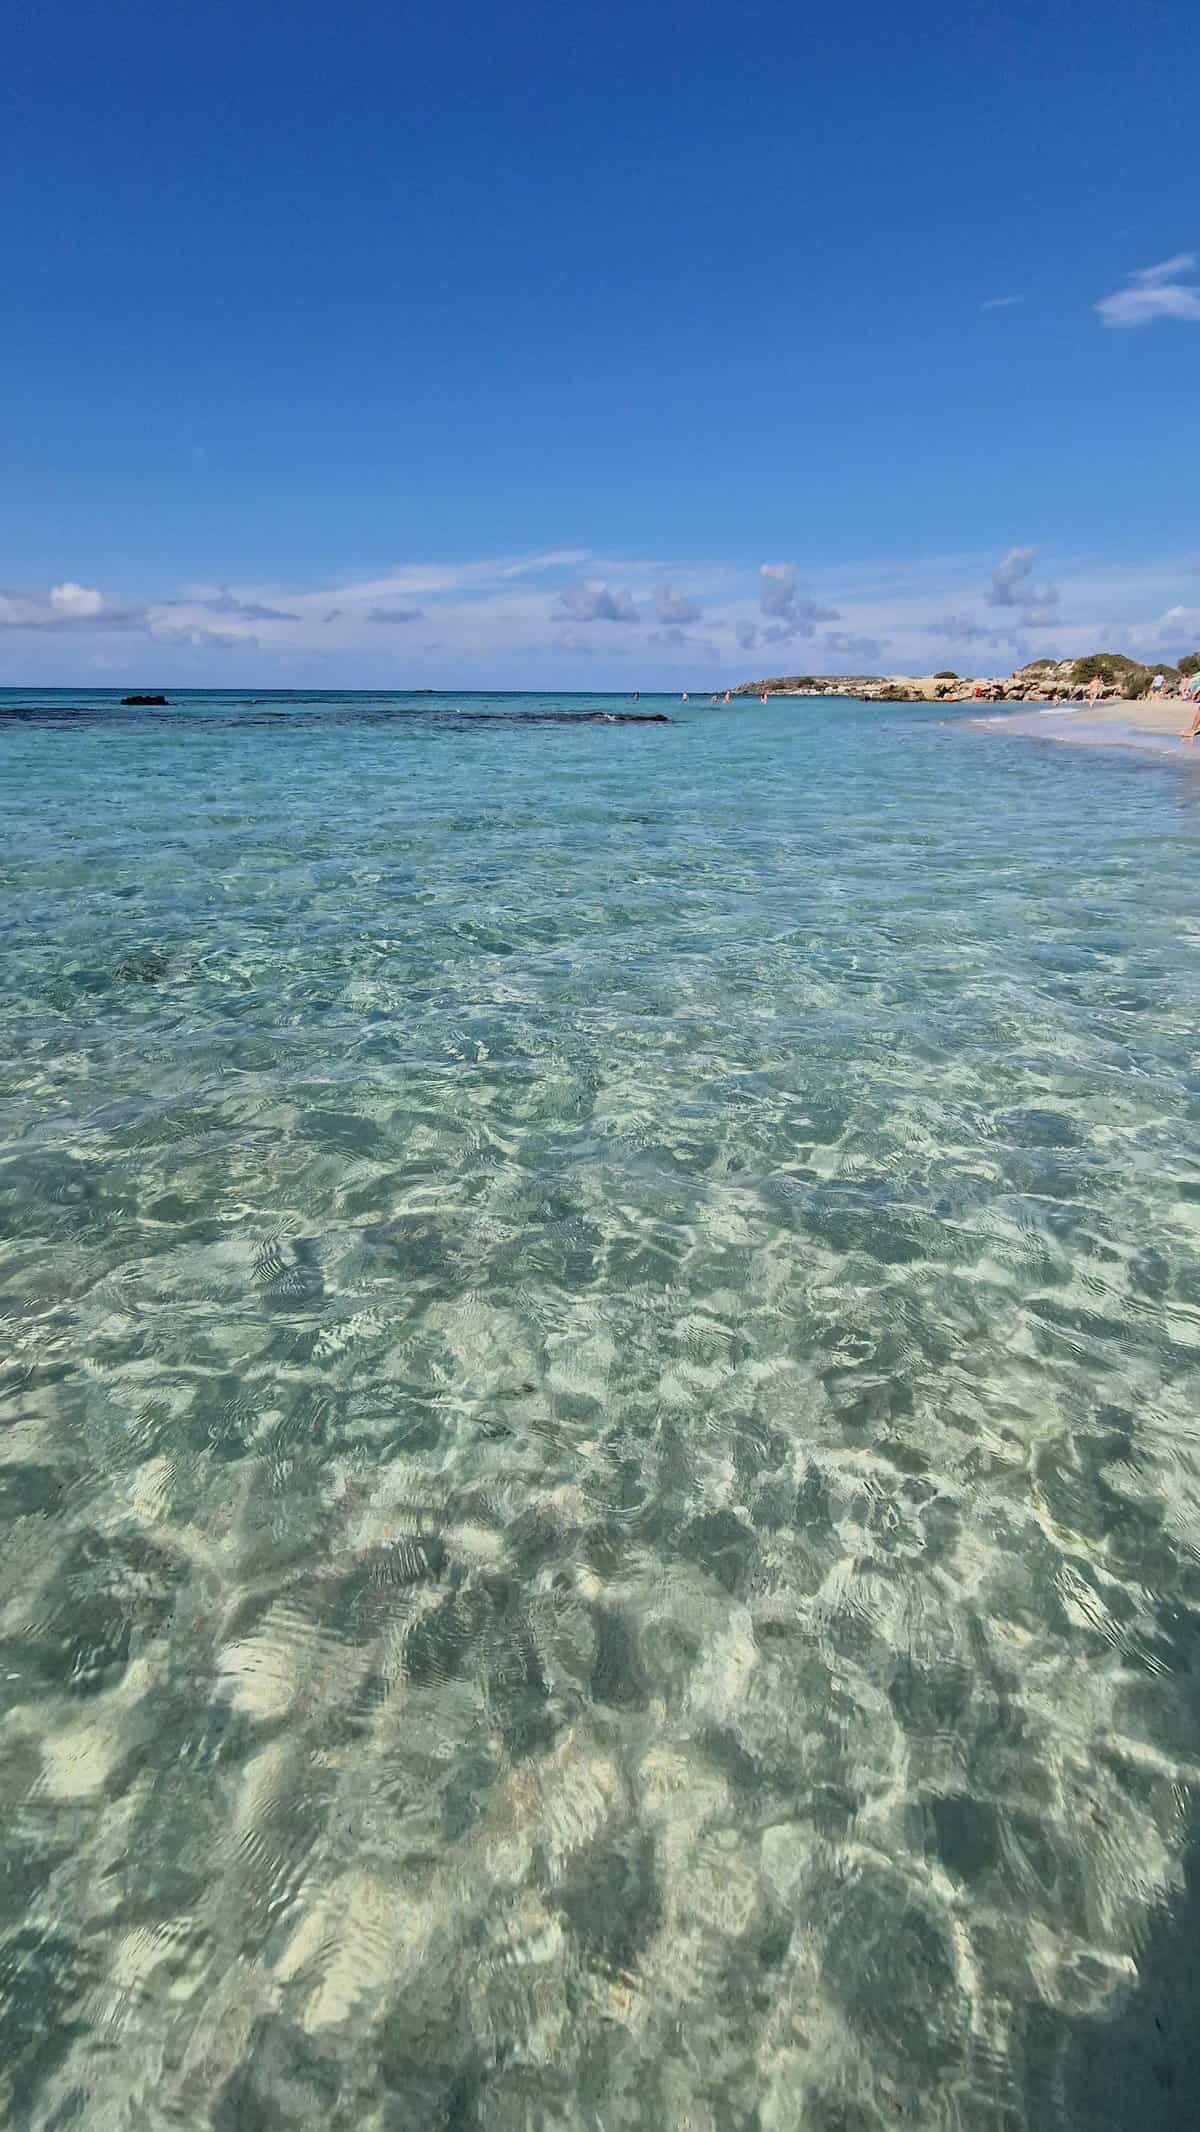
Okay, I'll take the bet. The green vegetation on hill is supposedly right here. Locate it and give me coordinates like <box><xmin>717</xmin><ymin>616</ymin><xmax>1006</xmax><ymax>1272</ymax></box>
<box><xmin>1068</xmin><ymin>653</ymin><xmax>1159</xmax><ymax>693</ymax></box>
<box><xmin>1017</xmin><ymin>652</ymin><xmax>1190</xmax><ymax>699</ymax></box>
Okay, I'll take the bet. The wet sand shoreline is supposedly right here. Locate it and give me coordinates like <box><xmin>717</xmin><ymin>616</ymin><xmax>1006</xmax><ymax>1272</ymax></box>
<box><xmin>964</xmin><ymin>696</ymin><xmax>1198</xmax><ymax>754</ymax></box>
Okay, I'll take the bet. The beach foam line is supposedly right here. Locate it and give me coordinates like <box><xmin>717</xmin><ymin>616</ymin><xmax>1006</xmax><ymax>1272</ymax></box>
<box><xmin>965</xmin><ymin>709</ymin><xmax>1191</xmax><ymax>756</ymax></box>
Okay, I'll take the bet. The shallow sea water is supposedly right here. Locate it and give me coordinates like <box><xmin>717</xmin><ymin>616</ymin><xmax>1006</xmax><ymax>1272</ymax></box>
<box><xmin>3</xmin><ymin>687</ymin><xmax>1200</xmax><ymax>2130</ymax></box>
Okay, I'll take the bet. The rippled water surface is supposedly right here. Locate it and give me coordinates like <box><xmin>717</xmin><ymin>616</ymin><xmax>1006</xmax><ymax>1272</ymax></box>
<box><xmin>4</xmin><ymin>687</ymin><xmax>1200</xmax><ymax>2129</ymax></box>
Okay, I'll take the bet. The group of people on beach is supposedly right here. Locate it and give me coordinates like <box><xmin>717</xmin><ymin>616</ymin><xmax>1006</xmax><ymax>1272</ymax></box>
<box><xmin>1145</xmin><ymin>669</ymin><xmax>1200</xmax><ymax>742</ymax></box>
<box><xmin>1149</xmin><ymin>670</ymin><xmax>1200</xmax><ymax>703</ymax></box>
<box><xmin>1083</xmin><ymin>667</ymin><xmax>1200</xmax><ymax>740</ymax></box>
<box><xmin>1083</xmin><ymin>670</ymin><xmax>1200</xmax><ymax>707</ymax></box>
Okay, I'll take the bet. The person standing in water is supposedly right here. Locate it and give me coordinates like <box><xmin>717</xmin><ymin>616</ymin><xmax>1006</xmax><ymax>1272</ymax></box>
<box><xmin>723</xmin><ymin>691</ymin><xmax>731</xmax><ymax>703</ymax></box>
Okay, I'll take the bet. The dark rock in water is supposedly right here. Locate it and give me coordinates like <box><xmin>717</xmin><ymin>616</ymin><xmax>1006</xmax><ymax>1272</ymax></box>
<box><xmin>17</xmin><ymin>1527</ymin><xmax>184</xmax><ymax>1700</ymax></box>
<box><xmin>452</xmin><ymin>709</ymin><xmax>673</xmax><ymax>727</ymax></box>
<box><xmin>567</xmin><ymin>709</ymin><xmax>672</xmax><ymax>724</ymax></box>
<box><xmin>0</xmin><ymin>1927</ymin><xmax>86</xmax><ymax>2119</ymax></box>
<box><xmin>120</xmin><ymin>693</ymin><xmax>168</xmax><ymax>705</ymax></box>
<box><xmin>116</xmin><ymin>945</ymin><xmax>170</xmax><ymax>984</ymax></box>
<box><xmin>589</xmin><ymin>1604</ymin><xmax>649</xmax><ymax>1709</ymax></box>
<box><xmin>561</xmin><ymin>1827</ymin><xmax>663</xmax><ymax>1976</ymax></box>
<box><xmin>213</xmin><ymin>2018</ymin><xmax>342</xmax><ymax>2132</ymax></box>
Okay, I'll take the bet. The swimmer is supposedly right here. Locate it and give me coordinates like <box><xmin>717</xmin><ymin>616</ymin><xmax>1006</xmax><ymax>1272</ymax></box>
<box><xmin>681</xmin><ymin>692</ymin><xmax>688</xmax><ymax>701</ymax></box>
<box><xmin>711</xmin><ymin>693</ymin><xmax>718</xmax><ymax>704</ymax></box>
<box><xmin>723</xmin><ymin>691</ymin><xmax>731</xmax><ymax>703</ymax></box>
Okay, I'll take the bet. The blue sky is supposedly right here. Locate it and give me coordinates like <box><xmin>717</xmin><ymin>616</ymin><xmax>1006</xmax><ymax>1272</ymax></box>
<box><xmin>4</xmin><ymin>0</ymin><xmax>1198</xmax><ymax>685</ymax></box>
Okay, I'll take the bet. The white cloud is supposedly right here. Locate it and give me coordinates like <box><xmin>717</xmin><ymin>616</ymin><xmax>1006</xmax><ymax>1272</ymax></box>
<box><xmin>982</xmin><ymin>295</ymin><xmax>1022</xmax><ymax>310</ymax></box>
<box><xmin>759</xmin><ymin>562</ymin><xmax>796</xmax><ymax>621</ymax></box>
<box><xmin>49</xmin><ymin>581</ymin><xmax>104</xmax><ymax>618</ymax></box>
<box><xmin>818</xmin><ymin>631</ymin><xmax>883</xmax><ymax>664</ymax></box>
<box><xmin>987</xmin><ymin>546</ymin><xmax>1058</xmax><ymax>612</ymax></box>
<box><xmin>0</xmin><ymin>592</ymin><xmax>43</xmax><ymax>627</ymax></box>
<box><xmin>3</xmin><ymin>545</ymin><xmax>1199</xmax><ymax>689</ymax></box>
<box><xmin>987</xmin><ymin>547</ymin><xmax>1034</xmax><ymax>606</ymax></box>
<box><xmin>1096</xmin><ymin>254</ymin><xmax>1200</xmax><ymax>327</ymax></box>
<box><xmin>1137</xmin><ymin>254</ymin><xmax>1197</xmax><ymax>281</ymax></box>
<box><xmin>0</xmin><ymin>582</ymin><xmax>142</xmax><ymax>633</ymax></box>
<box><xmin>654</xmin><ymin>582</ymin><xmax>700</xmax><ymax>625</ymax></box>
<box><xmin>367</xmin><ymin>605</ymin><xmax>424</xmax><ymax>624</ymax></box>
<box><xmin>648</xmin><ymin>623</ymin><xmax>711</xmax><ymax>649</ymax></box>
<box><xmin>200</xmin><ymin>591</ymin><xmax>299</xmax><ymax>621</ymax></box>
<box><xmin>1126</xmin><ymin>604</ymin><xmax>1200</xmax><ymax>656</ymax></box>
<box><xmin>929</xmin><ymin>613</ymin><xmax>1006</xmax><ymax>644</ymax></box>
<box><xmin>557</xmin><ymin>578</ymin><xmax>638</xmax><ymax>623</ymax></box>
<box><xmin>758</xmin><ymin>563</ymin><xmax>839</xmax><ymax>636</ymax></box>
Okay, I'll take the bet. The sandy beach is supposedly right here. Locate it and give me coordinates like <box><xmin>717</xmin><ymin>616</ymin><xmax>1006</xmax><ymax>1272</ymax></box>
<box><xmin>1032</xmin><ymin>696</ymin><xmax>1196</xmax><ymax>736</ymax></box>
<box><xmin>969</xmin><ymin>695</ymin><xmax>1199</xmax><ymax>752</ymax></box>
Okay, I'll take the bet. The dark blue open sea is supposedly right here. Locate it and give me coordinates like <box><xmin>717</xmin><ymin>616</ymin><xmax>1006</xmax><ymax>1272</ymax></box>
<box><xmin>3</xmin><ymin>686</ymin><xmax>1200</xmax><ymax>2130</ymax></box>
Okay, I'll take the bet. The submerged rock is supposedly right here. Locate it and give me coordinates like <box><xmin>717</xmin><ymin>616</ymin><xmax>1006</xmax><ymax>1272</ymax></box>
<box><xmin>120</xmin><ymin>693</ymin><xmax>168</xmax><ymax>705</ymax></box>
<box><xmin>115</xmin><ymin>945</ymin><xmax>170</xmax><ymax>984</ymax></box>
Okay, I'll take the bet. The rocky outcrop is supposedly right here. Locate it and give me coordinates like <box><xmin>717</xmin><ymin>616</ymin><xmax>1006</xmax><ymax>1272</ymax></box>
<box><xmin>120</xmin><ymin>693</ymin><xmax>168</xmax><ymax>706</ymax></box>
<box><xmin>732</xmin><ymin>650</ymin><xmax>1196</xmax><ymax>705</ymax></box>
<box><xmin>731</xmin><ymin>675</ymin><xmax>882</xmax><ymax>698</ymax></box>
<box><xmin>938</xmin><ymin>654</ymin><xmax>1183</xmax><ymax>705</ymax></box>
<box><xmin>732</xmin><ymin>675</ymin><xmax>936</xmax><ymax>703</ymax></box>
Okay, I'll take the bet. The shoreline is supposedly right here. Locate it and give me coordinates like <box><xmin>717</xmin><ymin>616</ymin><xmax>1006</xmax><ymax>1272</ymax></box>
<box><xmin>964</xmin><ymin>697</ymin><xmax>1198</xmax><ymax>753</ymax></box>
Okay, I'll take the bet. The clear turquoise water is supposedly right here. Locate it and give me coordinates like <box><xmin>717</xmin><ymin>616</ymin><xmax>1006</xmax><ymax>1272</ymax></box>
<box><xmin>3</xmin><ymin>687</ymin><xmax>1200</xmax><ymax>2129</ymax></box>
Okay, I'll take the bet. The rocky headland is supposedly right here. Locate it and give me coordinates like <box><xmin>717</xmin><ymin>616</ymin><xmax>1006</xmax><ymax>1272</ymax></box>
<box><xmin>732</xmin><ymin>651</ymin><xmax>1199</xmax><ymax>705</ymax></box>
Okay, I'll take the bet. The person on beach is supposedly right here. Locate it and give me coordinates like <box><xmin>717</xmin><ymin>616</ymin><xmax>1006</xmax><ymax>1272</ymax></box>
<box><xmin>1087</xmin><ymin>675</ymin><xmax>1102</xmax><ymax>707</ymax></box>
<box><xmin>1185</xmin><ymin>691</ymin><xmax>1200</xmax><ymax>744</ymax></box>
<box><xmin>1151</xmin><ymin>672</ymin><xmax>1165</xmax><ymax>702</ymax></box>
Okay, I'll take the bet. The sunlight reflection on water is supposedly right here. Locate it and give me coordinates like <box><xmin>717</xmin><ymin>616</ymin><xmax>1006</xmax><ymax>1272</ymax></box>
<box><xmin>2</xmin><ymin>689</ymin><xmax>1200</xmax><ymax>2129</ymax></box>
